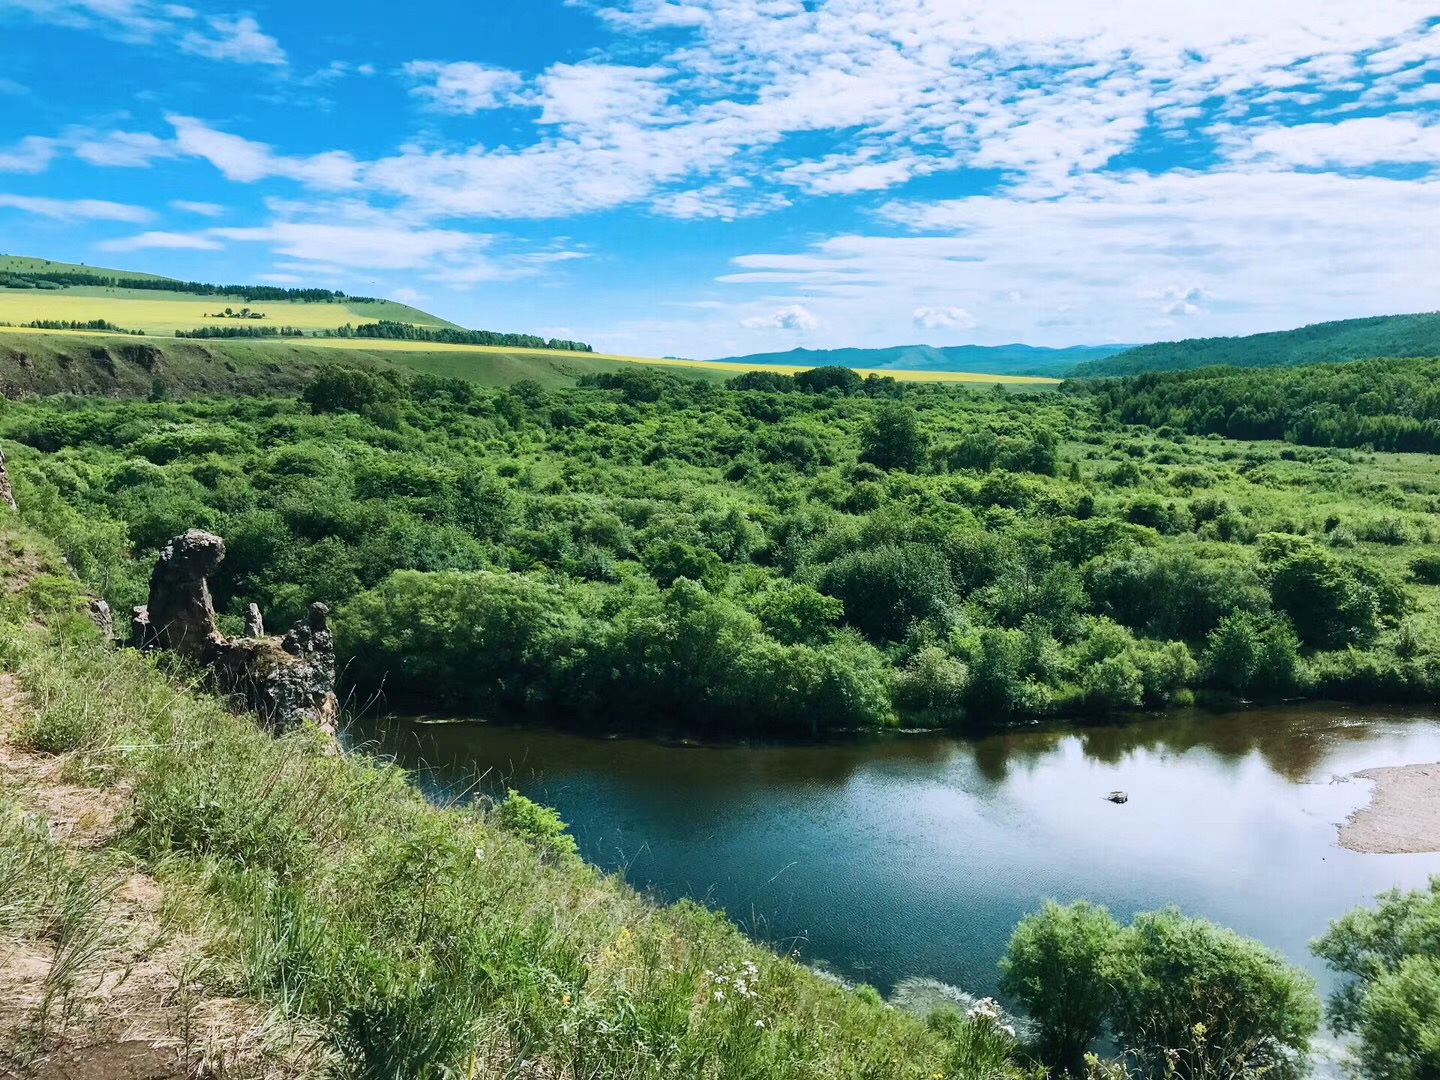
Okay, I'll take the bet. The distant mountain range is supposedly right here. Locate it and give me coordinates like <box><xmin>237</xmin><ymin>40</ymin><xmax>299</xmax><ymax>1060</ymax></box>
<box><xmin>1069</xmin><ymin>312</ymin><xmax>1440</xmax><ymax>377</ymax></box>
<box><xmin>709</xmin><ymin>343</ymin><xmax>1134</xmax><ymax>377</ymax></box>
<box><xmin>713</xmin><ymin>312</ymin><xmax>1440</xmax><ymax>379</ymax></box>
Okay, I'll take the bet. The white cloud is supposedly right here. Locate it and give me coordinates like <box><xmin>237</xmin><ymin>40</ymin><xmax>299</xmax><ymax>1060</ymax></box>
<box><xmin>171</xmin><ymin>199</ymin><xmax>224</xmax><ymax>216</ymax></box>
<box><xmin>0</xmin><ymin>193</ymin><xmax>153</xmax><ymax>222</ymax></box>
<box><xmin>4</xmin><ymin>1</ymin><xmax>287</xmax><ymax>63</ymax></box>
<box><xmin>168</xmin><ymin>115</ymin><xmax>359</xmax><ymax>189</ymax></box>
<box><xmin>0</xmin><ymin>136</ymin><xmax>58</xmax><ymax>174</ymax></box>
<box><xmin>1152</xmin><ymin>284</ymin><xmax>1210</xmax><ymax>317</ymax></box>
<box><xmin>404</xmin><ymin>61</ymin><xmax>523</xmax><ymax>113</ymax></box>
<box><xmin>73</xmin><ymin>130</ymin><xmax>177</xmax><ymax>167</ymax></box>
<box><xmin>531</xmin><ymin>63</ymin><xmax>672</xmax><ymax>128</ymax></box>
<box><xmin>178</xmin><ymin>14</ymin><xmax>286</xmax><ymax>65</ymax></box>
<box><xmin>98</xmin><ymin>230</ymin><xmax>223</xmax><ymax>251</ymax></box>
<box><xmin>914</xmin><ymin>306</ymin><xmax>977</xmax><ymax>331</ymax></box>
<box><xmin>1233</xmin><ymin>116</ymin><xmax>1440</xmax><ymax>167</ymax></box>
<box><xmin>741</xmin><ymin>304</ymin><xmax>818</xmax><ymax>331</ymax></box>
<box><xmin>705</xmin><ymin>168</ymin><xmax>1440</xmax><ymax>349</ymax></box>
<box><xmin>210</xmin><ymin>220</ymin><xmax>494</xmax><ymax>272</ymax></box>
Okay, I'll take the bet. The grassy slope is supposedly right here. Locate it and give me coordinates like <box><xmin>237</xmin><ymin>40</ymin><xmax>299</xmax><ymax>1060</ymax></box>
<box><xmin>0</xmin><ymin>329</ymin><xmax>1056</xmax><ymax>397</ymax></box>
<box><xmin>0</xmin><ymin>517</ymin><xmax>1012</xmax><ymax>1080</ymax></box>
<box><xmin>0</xmin><ymin>255</ymin><xmax>1058</xmax><ymax>388</ymax></box>
<box><xmin>0</xmin><ymin>253</ymin><xmax>173</xmax><ymax>280</ymax></box>
<box><xmin>1075</xmin><ymin>312</ymin><xmax>1440</xmax><ymax>377</ymax></box>
<box><xmin>0</xmin><ymin>330</ymin><xmax>742</xmax><ymax>396</ymax></box>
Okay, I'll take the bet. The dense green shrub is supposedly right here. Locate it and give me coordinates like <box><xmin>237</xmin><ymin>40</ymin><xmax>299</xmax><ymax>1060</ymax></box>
<box><xmin>1314</xmin><ymin>880</ymin><xmax>1440</xmax><ymax>1080</ymax></box>
<box><xmin>816</xmin><ymin>543</ymin><xmax>956</xmax><ymax>641</ymax></box>
<box><xmin>1107</xmin><ymin>908</ymin><xmax>1320</xmax><ymax>1079</ymax></box>
<box><xmin>5</xmin><ymin>361</ymin><xmax>1438</xmax><ymax>735</ymax></box>
<box><xmin>494</xmin><ymin>790</ymin><xmax>581</xmax><ymax>862</ymax></box>
<box><xmin>999</xmin><ymin>900</ymin><xmax>1120</xmax><ymax>1072</ymax></box>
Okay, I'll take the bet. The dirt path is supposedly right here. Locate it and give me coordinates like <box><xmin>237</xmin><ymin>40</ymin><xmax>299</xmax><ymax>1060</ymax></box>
<box><xmin>0</xmin><ymin>673</ymin><xmax>312</xmax><ymax>1080</ymax></box>
<box><xmin>1339</xmin><ymin>762</ymin><xmax>1440</xmax><ymax>854</ymax></box>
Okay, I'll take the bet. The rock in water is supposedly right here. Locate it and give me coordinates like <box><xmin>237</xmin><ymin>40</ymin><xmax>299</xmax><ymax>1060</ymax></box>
<box><xmin>244</xmin><ymin>603</ymin><xmax>265</xmax><ymax>638</ymax></box>
<box><xmin>146</xmin><ymin>529</ymin><xmax>226</xmax><ymax>661</ymax></box>
<box><xmin>0</xmin><ymin>447</ymin><xmax>16</xmax><ymax>511</ymax></box>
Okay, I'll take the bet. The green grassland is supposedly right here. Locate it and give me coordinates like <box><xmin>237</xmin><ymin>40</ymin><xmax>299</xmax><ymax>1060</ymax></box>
<box><xmin>0</xmin><ymin>253</ymin><xmax>174</xmax><ymax>280</ymax></box>
<box><xmin>0</xmin><ymin>329</ymin><xmax>737</xmax><ymax>397</ymax></box>
<box><xmin>0</xmin><ymin>328</ymin><xmax>1055</xmax><ymax>397</ymax></box>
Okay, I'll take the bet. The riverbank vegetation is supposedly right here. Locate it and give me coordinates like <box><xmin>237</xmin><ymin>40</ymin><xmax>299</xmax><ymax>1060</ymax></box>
<box><xmin>0</xmin><ymin>519</ymin><xmax>1336</xmax><ymax>1078</ymax></box>
<box><xmin>3</xmin><ymin>360</ymin><xmax>1438</xmax><ymax>735</ymax></box>
<box><xmin>0</xmin><ymin>527</ymin><xmax>1024</xmax><ymax>1079</ymax></box>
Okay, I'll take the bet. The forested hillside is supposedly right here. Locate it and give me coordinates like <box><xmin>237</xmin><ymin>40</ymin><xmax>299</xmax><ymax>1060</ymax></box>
<box><xmin>5</xmin><ymin>362</ymin><xmax>1437</xmax><ymax>737</ymax></box>
<box><xmin>1074</xmin><ymin>313</ymin><xmax>1440</xmax><ymax>376</ymax></box>
<box><xmin>1089</xmin><ymin>357</ymin><xmax>1440</xmax><ymax>452</ymax></box>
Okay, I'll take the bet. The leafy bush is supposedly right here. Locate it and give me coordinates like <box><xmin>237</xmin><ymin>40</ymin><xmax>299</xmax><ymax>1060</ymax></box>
<box><xmin>1411</xmin><ymin>552</ymin><xmax>1440</xmax><ymax>586</ymax></box>
<box><xmin>494</xmin><ymin>790</ymin><xmax>581</xmax><ymax>862</ymax></box>
<box><xmin>1000</xmin><ymin>900</ymin><xmax>1120</xmax><ymax>1071</ymax></box>
<box><xmin>1107</xmin><ymin>908</ymin><xmax>1320</xmax><ymax>1079</ymax></box>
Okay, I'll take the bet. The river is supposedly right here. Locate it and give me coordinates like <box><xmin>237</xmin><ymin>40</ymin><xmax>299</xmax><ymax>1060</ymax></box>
<box><xmin>359</xmin><ymin>704</ymin><xmax>1440</xmax><ymax>1014</ymax></box>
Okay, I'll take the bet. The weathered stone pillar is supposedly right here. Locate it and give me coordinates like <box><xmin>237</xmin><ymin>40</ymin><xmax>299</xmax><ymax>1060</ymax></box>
<box><xmin>146</xmin><ymin>529</ymin><xmax>226</xmax><ymax>661</ymax></box>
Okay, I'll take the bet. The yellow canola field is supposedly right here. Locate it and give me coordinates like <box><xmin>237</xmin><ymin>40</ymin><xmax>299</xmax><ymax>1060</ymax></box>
<box><xmin>294</xmin><ymin>337</ymin><xmax>1061</xmax><ymax>384</ymax></box>
<box><xmin>0</xmin><ymin>323</ymin><xmax>1061</xmax><ymax>386</ymax></box>
<box><xmin>0</xmin><ymin>292</ymin><xmax>361</xmax><ymax>334</ymax></box>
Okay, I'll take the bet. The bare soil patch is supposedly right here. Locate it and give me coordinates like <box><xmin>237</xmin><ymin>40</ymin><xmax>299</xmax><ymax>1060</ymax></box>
<box><xmin>1339</xmin><ymin>762</ymin><xmax>1440</xmax><ymax>854</ymax></box>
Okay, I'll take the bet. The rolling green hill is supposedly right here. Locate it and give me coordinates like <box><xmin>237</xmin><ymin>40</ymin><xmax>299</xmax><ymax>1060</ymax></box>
<box><xmin>0</xmin><ymin>253</ymin><xmax>174</xmax><ymax>280</ymax></box>
<box><xmin>0</xmin><ymin>330</ymin><xmax>732</xmax><ymax>397</ymax></box>
<box><xmin>713</xmin><ymin>342</ymin><xmax>1132</xmax><ymax>376</ymax></box>
<box><xmin>1074</xmin><ymin>312</ymin><xmax>1440</xmax><ymax>377</ymax></box>
<box><xmin>0</xmin><ymin>251</ymin><xmax>461</xmax><ymax>331</ymax></box>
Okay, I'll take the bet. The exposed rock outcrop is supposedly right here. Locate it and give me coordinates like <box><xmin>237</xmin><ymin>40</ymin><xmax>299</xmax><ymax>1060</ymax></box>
<box><xmin>142</xmin><ymin>529</ymin><xmax>226</xmax><ymax>660</ymax></box>
<box><xmin>139</xmin><ymin>531</ymin><xmax>338</xmax><ymax>734</ymax></box>
<box><xmin>87</xmin><ymin>599</ymin><xmax>114</xmax><ymax>641</ymax></box>
<box><xmin>0</xmin><ymin>446</ymin><xmax>16</xmax><ymax>511</ymax></box>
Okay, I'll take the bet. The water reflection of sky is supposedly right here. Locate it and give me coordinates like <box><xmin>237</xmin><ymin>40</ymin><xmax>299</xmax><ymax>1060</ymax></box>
<box><xmin>360</xmin><ymin>705</ymin><xmax>1440</xmax><ymax>1009</ymax></box>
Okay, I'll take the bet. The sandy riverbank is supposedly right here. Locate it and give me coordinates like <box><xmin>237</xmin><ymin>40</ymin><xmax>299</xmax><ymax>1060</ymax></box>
<box><xmin>1340</xmin><ymin>762</ymin><xmax>1440</xmax><ymax>854</ymax></box>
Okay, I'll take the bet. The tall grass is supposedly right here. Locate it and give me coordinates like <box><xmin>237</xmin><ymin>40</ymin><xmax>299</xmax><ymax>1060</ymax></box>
<box><xmin>0</xmin><ymin>612</ymin><xmax>1026</xmax><ymax>1080</ymax></box>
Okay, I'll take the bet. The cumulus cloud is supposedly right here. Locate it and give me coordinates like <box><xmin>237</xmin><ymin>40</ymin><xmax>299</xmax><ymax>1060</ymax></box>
<box><xmin>1233</xmin><ymin>116</ymin><xmax>1440</xmax><ymax>167</ymax></box>
<box><xmin>914</xmin><ymin>306</ymin><xmax>977</xmax><ymax>331</ymax></box>
<box><xmin>179</xmin><ymin>14</ymin><xmax>285</xmax><ymax>64</ymax></box>
<box><xmin>0</xmin><ymin>136</ymin><xmax>58</xmax><ymax>174</ymax></box>
<box><xmin>403</xmin><ymin>61</ymin><xmax>523</xmax><ymax>113</ymax></box>
<box><xmin>1153</xmin><ymin>285</ymin><xmax>1209</xmax><ymax>317</ymax></box>
<box><xmin>742</xmin><ymin>304</ymin><xmax>818</xmax><ymax>331</ymax></box>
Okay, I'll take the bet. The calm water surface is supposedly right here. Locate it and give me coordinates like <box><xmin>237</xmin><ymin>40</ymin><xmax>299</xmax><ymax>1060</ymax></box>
<box><xmin>361</xmin><ymin>705</ymin><xmax>1440</xmax><ymax>1003</ymax></box>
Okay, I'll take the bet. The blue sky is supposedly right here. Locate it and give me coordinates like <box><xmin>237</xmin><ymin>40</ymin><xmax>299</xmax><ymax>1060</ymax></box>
<box><xmin>1</xmin><ymin>0</ymin><xmax>1438</xmax><ymax>358</ymax></box>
